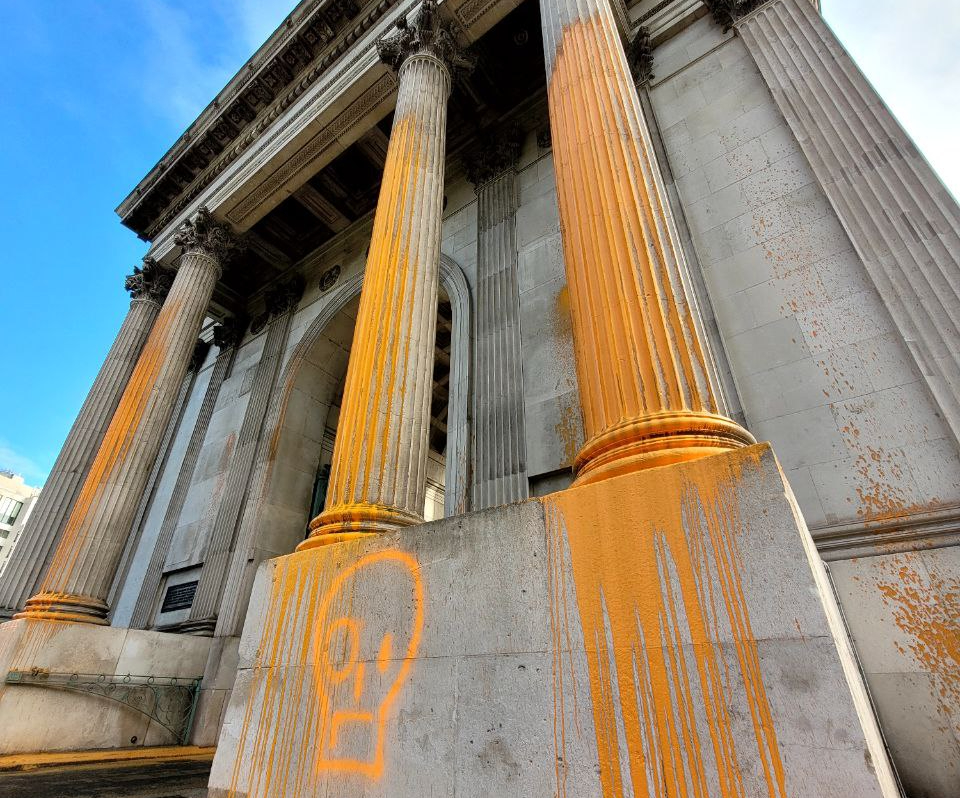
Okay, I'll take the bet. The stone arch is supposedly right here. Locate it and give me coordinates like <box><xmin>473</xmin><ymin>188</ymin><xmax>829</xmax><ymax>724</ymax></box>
<box><xmin>214</xmin><ymin>255</ymin><xmax>472</xmax><ymax>635</ymax></box>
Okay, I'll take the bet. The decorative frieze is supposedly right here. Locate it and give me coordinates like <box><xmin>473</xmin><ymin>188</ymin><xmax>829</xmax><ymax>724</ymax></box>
<box><xmin>118</xmin><ymin>0</ymin><xmax>394</xmax><ymax>239</ymax></box>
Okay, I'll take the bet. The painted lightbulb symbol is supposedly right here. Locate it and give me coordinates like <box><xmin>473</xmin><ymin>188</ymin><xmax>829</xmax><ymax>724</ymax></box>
<box><xmin>314</xmin><ymin>550</ymin><xmax>424</xmax><ymax>780</ymax></box>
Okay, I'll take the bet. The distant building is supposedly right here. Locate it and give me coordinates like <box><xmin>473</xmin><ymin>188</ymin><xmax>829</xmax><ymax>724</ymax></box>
<box><xmin>0</xmin><ymin>472</ymin><xmax>40</xmax><ymax>575</ymax></box>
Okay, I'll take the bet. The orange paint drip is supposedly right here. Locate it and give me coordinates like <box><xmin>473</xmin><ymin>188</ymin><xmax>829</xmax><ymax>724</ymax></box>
<box><xmin>543</xmin><ymin>449</ymin><xmax>787</xmax><ymax>798</ymax></box>
<box><xmin>544</xmin><ymin>12</ymin><xmax>752</xmax><ymax>482</ymax></box>
<box><xmin>227</xmin><ymin>546</ymin><xmax>424</xmax><ymax>797</ymax></box>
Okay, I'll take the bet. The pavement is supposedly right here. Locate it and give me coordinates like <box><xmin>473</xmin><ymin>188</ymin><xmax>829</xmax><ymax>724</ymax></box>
<box><xmin>0</xmin><ymin>749</ymin><xmax>212</xmax><ymax>798</ymax></box>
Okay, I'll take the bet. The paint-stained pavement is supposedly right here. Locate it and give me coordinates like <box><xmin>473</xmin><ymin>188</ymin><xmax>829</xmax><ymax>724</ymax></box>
<box><xmin>0</xmin><ymin>758</ymin><xmax>210</xmax><ymax>798</ymax></box>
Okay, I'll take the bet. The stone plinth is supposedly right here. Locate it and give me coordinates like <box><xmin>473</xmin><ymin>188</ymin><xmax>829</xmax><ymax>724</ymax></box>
<box><xmin>0</xmin><ymin>619</ymin><xmax>211</xmax><ymax>754</ymax></box>
<box><xmin>209</xmin><ymin>444</ymin><xmax>896</xmax><ymax>797</ymax></box>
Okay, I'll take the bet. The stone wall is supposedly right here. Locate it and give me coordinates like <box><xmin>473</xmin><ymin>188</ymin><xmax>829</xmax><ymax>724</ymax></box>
<box><xmin>208</xmin><ymin>445</ymin><xmax>895</xmax><ymax>797</ymax></box>
<box><xmin>647</xmin><ymin>16</ymin><xmax>960</xmax><ymax>796</ymax></box>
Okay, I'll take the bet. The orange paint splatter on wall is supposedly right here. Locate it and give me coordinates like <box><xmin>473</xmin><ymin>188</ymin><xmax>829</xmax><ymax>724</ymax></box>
<box><xmin>543</xmin><ymin>449</ymin><xmax>787</xmax><ymax>798</ymax></box>
<box><xmin>227</xmin><ymin>546</ymin><xmax>424</xmax><ymax>797</ymax></box>
<box><xmin>874</xmin><ymin>556</ymin><xmax>960</xmax><ymax>720</ymax></box>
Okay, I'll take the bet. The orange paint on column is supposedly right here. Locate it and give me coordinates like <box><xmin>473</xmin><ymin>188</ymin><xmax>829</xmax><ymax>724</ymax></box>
<box><xmin>544</xmin><ymin>449</ymin><xmax>787</xmax><ymax>798</ymax></box>
<box><xmin>541</xmin><ymin>5</ymin><xmax>753</xmax><ymax>484</ymax></box>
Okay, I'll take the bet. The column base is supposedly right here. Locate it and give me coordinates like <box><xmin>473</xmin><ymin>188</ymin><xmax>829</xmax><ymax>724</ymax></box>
<box><xmin>172</xmin><ymin>618</ymin><xmax>217</xmax><ymax>636</ymax></box>
<box><xmin>14</xmin><ymin>592</ymin><xmax>110</xmax><ymax>626</ymax></box>
<box><xmin>573</xmin><ymin>410</ymin><xmax>756</xmax><ymax>485</ymax></box>
<box><xmin>209</xmin><ymin>444</ymin><xmax>896</xmax><ymax>798</ymax></box>
<box><xmin>298</xmin><ymin>503</ymin><xmax>422</xmax><ymax>550</ymax></box>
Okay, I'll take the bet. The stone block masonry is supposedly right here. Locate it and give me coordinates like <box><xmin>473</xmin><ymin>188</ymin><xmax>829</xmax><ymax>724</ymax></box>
<box><xmin>209</xmin><ymin>444</ymin><xmax>896</xmax><ymax>797</ymax></box>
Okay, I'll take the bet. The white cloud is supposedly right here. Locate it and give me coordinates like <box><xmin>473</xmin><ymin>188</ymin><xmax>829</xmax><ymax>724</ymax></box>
<box><xmin>220</xmin><ymin>0</ymin><xmax>295</xmax><ymax>53</ymax></box>
<box><xmin>0</xmin><ymin>441</ymin><xmax>47</xmax><ymax>488</ymax></box>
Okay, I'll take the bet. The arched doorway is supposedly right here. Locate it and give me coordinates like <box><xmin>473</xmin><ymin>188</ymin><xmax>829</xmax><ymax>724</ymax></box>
<box><xmin>214</xmin><ymin>256</ymin><xmax>471</xmax><ymax>635</ymax></box>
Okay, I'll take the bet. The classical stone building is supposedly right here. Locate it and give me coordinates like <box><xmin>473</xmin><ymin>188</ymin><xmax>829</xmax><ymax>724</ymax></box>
<box><xmin>1</xmin><ymin>0</ymin><xmax>958</xmax><ymax>796</ymax></box>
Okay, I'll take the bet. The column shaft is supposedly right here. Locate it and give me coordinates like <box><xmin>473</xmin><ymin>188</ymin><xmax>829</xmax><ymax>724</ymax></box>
<box><xmin>19</xmin><ymin>212</ymin><xmax>231</xmax><ymax>624</ymax></box>
<box><xmin>0</xmin><ymin>298</ymin><xmax>160</xmax><ymax>617</ymax></box>
<box><xmin>129</xmin><ymin>337</ymin><xmax>235</xmax><ymax>629</ymax></box>
<box><xmin>539</xmin><ymin>0</ymin><xmax>753</xmax><ymax>484</ymax></box>
<box><xmin>735</xmin><ymin>0</ymin><xmax>960</xmax><ymax>443</ymax></box>
<box><xmin>303</xmin><ymin>8</ymin><xmax>465</xmax><ymax>546</ymax></box>
<box><xmin>473</xmin><ymin>169</ymin><xmax>529</xmax><ymax>509</ymax></box>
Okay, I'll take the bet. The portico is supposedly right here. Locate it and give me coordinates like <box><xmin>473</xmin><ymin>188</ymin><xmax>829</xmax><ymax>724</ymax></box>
<box><xmin>2</xmin><ymin>1</ymin><xmax>960</xmax><ymax>795</ymax></box>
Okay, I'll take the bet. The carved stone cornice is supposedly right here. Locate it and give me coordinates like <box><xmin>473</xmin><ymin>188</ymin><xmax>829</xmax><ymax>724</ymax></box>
<box><xmin>116</xmin><ymin>0</ymin><xmax>397</xmax><ymax>241</ymax></box>
<box><xmin>265</xmin><ymin>275</ymin><xmax>306</xmax><ymax>317</ymax></box>
<box><xmin>212</xmin><ymin>316</ymin><xmax>246</xmax><ymax>351</ymax></box>
<box><xmin>125</xmin><ymin>258</ymin><xmax>175</xmax><ymax>304</ymax></box>
<box><xmin>704</xmin><ymin>0</ymin><xmax>765</xmax><ymax>31</ymax></box>
<box><xmin>377</xmin><ymin>0</ymin><xmax>475</xmax><ymax>79</ymax></box>
<box><xmin>465</xmin><ymin>129</ymin><xmax>523</xmax><ymax>188</ymax></box>
<box><xmin>626</xmin><ymin>27</ymin><xmax>654</xmax><ymax>88</ymax></box>
<box><xmin>174</xmin><ymin>207</ymin><xmax>242</xmax><ymax>264</ymax></box>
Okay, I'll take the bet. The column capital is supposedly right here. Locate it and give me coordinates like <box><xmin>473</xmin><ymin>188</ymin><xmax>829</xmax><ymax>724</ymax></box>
<box><xmin>265</xmin><ymin>274</ymin><xmax>305</xmax><ymax>318</ymax></box>
<box><xmin>626</xmin><ymin>27</ymin><xmax>654</xmax><ymax>88</ymax></box>
<box><xmin>174</xmin><ymin>206</ymin><xmax>242</xmax><ymax>265</ymax></box>
<box><xmin>704</xmin><ymin>0</ymin><xmax>765</xmax><ymax>30</ymax></box>
<box><xmin>125</xmin><ymin>258</ymin><xmax>174</xmax><ymax>305</ymax></box>
<box><xmin>212</xmin><ymin>316</ymin><xmax>246</xmax><ymax>351</ymax></box>
<box><xmin>465</xmin><ymin>129</ymin><xmax>523</xmax><ymax>189</ymax></box>
<box><xmin>377</xmin><ymin>0</ymin><xmax>475</xmax><ymax>81</ymax></box>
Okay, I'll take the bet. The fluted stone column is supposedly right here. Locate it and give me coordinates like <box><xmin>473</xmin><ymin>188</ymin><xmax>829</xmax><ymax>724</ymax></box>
<box><xmin>108</xmin><ymin>337</ymin><xmax>210</xmax><ymax>614</ymax></box>
<box><xmin>715</xmin><ymin>0</ymin><xmax>960</xmax><ymax>444</ymax></box>
<box><xmin>538</xmin><ymin>0</ymin><xmax>754</xmax><ymax>485</ymax></box>
<box><xmin>467</xmin><ymin>135</ymin><xmax>529</xmax><ymax>509</ymax></box>
<box><xmin>182</xmin><ymin>279</ymin><xmax>302</xmax><ymax>635</ymax></box>
<box><xmin>18</xmin><ymin>208</ymin><xmax>238</xmax><ymax>625</ymax></box>
<box><xmin>302</xmin><ymin>0</ymin><xmax>473</xmax><ymax>548</ymax></box>
<box><xmin>129</xmin><ymin>320</ymin><xmax>242</xmax><ymax>629</ymax></box>
<box><xmin>0</xmin><ymin>261</ymin><xmax>172</xmax><ymax>619</ymax></box>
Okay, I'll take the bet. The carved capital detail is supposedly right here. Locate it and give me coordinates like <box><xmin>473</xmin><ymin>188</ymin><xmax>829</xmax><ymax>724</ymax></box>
<box><xmin>174</xmin><ymin>206</ymin><xmax>242</xmax><ymax>264</ymax></box>
<box><xmin>377</xmin><ymin>0</ymin><xmax>476</xmax><ymax>79</ymax></box>
<box><xmin>465</xmin><ymin>128</ymin><xmax>524</xmax><ymax>188</ymax></box>
<box><xmin>125</xmin><ymin>257</ymin><xmax>175</xmax><ymax>304</ymax></box>
<box><xmin>265</xmin><ymin>274</ymin><xmax>306</xmax><ymax>317</ymax></box>
<box><xmin>704</xmin><ymin>0</ymin><xmax>764</xmax><ymax>31</ymax></box>
<box><xmin>212</xmin><ymin>316</ymin><xmax>246</xmax><ymax>351</ymax></box>
<box><xmin>627</xmin><ymin>27</ymin><xmax>654</xmax><ymax>87</ymax></box>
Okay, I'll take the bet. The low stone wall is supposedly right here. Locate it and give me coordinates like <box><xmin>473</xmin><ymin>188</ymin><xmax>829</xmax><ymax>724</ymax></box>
<box><xmin>209</xmin><ymin>444</ymin><xmax>896</xmax><ymax>797</ymax></box>
<box><xmin>0</xmin><ymin>621</ymin><xmax>210</xmax><ymax>754</ymax></box>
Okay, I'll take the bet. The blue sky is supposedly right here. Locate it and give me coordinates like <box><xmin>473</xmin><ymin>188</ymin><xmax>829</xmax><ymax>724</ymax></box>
<box><xmin>0</xmin><ymin>0</ymin><xmax>957</xmax><ymax>487</ymax></box>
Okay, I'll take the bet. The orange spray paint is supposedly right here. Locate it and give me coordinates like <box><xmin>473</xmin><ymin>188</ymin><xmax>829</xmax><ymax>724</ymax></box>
<box><xmin>227</xmin><ymin>546</ymin><xmax>424</xmax><ymax>797</ymax></box>
<box><xmin>543</xmin><ymin>449</ymin><xmax>787</xmax><ymax>798</ymax></box>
